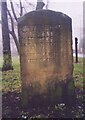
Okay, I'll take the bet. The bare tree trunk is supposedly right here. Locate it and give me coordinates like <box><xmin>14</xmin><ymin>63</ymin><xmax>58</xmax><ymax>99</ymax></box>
<box><xmin>7</xmin><ymin>0</ymin><xmax>24</xmax><ymax>55</ymax></box>
<box><xmin>1</xmin><ymin>0</ymin><xmax>13</xmax><ymax>71</ymax></box>
<box><xmin>36</xmin><ymin>0</ymin><xmax>45</xmax><ymax>10</ymax></box>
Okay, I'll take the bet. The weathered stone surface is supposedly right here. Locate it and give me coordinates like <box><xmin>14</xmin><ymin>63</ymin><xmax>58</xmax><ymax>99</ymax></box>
<box><xmin>18</xmin><ymin>10</ymin><xmax>75</xmax><ymax>107</ymax></box>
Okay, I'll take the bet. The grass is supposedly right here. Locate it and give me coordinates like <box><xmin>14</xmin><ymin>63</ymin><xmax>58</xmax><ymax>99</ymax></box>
<box><xmin>73</xmin><ymin>57</ymin><xmax>83</xmax><ymax>89</ymax></box>
<box><xmin>2</xmin><ymin>56</ymin><xmax>21</xmax><ymax>93</ymax></box>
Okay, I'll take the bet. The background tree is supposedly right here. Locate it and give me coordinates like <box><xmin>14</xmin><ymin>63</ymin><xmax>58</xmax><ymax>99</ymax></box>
<box><xmin>36</xmin><ymin>0</ymin><xmax>45</xmax><ymax>10</ymax></box>
<box><xmin>7</xmin><ymin>0</ymin><xmax>35</xmax><ymax>55</ymax></box>
<box><xmin>7</xmin><ymin>0</ymin><xmax>23</xmax><ymax>54</ymax></box>
<box><xmin>1</xmin><ymin>0</ymin><xmax>13</xmax><ymax>71</ymax></box>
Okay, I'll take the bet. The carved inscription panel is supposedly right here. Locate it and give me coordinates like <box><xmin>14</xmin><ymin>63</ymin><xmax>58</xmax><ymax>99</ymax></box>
<box><xmin>20</xmin><ymin>25</ymin><xmax>61</xmax><ymax>64</ymax></box>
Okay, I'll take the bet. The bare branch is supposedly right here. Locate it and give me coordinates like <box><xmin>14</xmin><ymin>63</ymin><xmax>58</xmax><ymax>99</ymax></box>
<box><xmin>9</xmin><ymin>30</ymin><xmax>20</xmax><ymax>54</ymax></box>
<box><xmin>28</xmin><ymin>2</ymin><xmax>35</xmax><ymax>8</ymax></box>
<box><xmin>7</xmin><ymin>8</ymin><xmax>20</xmax><ymax>54</ymax></box>
<box><xmin>7</xmin><ymin>8</ymin><xmax>14</xmax><ymax>32</ymax></box>
<box><xmin>19</xmin><ymin>0</ymin><xmax>23</xmax><ymax>16</ymax></box>
<box><xmin>25</xmin><ymin>0</ymin><xmax>35</xmax><ymax>9</ymax></box>
<box><xmin>46</xmin><ymin>0</ymin><xmax>49</xmax><ymax>9</ymax></box>
<box><xmin>23</xmin><ymin>7</ymin><xmax>27</xmax><ymax>13</ymax></box>
<box><xmin>9</xmin><ymin>0</ymin><xmax>17</xmax><ymax>21</ymax></box>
